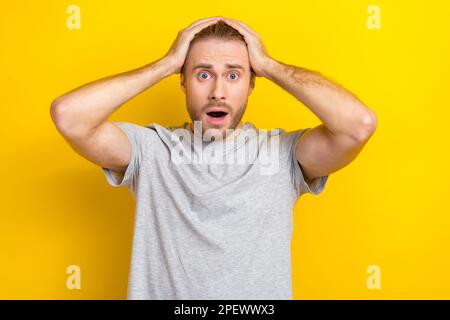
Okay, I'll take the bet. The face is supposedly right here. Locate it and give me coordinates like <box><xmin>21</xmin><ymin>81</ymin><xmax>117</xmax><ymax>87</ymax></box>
<box><xmin>180</xmin><ymin>37</ymin><xmax>255</xmax><ymax>139</ymax></box>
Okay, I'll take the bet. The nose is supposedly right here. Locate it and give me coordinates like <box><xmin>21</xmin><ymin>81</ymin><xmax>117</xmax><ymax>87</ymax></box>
<box><xmin>208</xmin><ymin>78</ymin><xmax>226</xmax><ymax>101</ymax></box>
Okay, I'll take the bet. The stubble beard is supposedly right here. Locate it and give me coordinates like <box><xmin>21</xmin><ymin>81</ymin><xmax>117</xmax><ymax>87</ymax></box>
<box><xmin>187</xmin><ymin>102</ymin><xmax>247</xmax><ymax>139</ymax></box>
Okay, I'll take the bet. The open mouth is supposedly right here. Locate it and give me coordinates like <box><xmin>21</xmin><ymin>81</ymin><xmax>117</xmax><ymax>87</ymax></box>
<box><xmin>207</xmin><ymin>111</ymin><xmax>228</xmax><ymax>118</ymax></box>
<box><xmin>206</xmin><ymin>111</ymin><xmax>228</xmax><ymax>124</ymax></box>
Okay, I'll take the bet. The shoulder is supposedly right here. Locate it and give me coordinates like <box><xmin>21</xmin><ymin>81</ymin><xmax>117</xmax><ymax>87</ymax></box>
<box><xmin>111</xmin><ymin>121</ymin><xmax>164</xmax><ymax>152</ymax></box>
<box><xmin>265</xmin><ymin>126</ymin><xmax>310</xmax><ymax>154</ymax></box>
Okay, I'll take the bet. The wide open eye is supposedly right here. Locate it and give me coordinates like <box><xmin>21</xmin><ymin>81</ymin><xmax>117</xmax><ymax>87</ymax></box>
<box><xmin>228</xmin><ymin>72</ymin><xmax>239</xmax><ymax>80</ymax></box>
<box><xmin>198</xmin><ymin>72</ymin><xmax>210</xmax><ymax>80</ymax></box>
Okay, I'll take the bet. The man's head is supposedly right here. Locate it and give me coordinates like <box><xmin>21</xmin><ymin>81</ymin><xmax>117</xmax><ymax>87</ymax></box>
<box><xmin>180</xmin><ymin>20</ymin><xmax>256</xmax><ymax>139</ymax></box>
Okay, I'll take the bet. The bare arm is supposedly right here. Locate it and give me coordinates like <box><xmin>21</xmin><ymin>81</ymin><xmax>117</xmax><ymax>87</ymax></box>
<box><xmin>50</xmin><ymin>16</ymin><xmax>222</xmax><ymax>175</ymax></box>
<box><xmin>221</xmin><ymin>17</ymin><xmax>377</xmax><ymax>184</ymax></box>
<box><xmin>263</xmin><ymin>59</ymin><xmax>377</xmax><ymax>182</ymax></box>
<box><xmin>50</xmin><ymin>57</ymin><xmax>174</xmax><ymax>174</ymax></box>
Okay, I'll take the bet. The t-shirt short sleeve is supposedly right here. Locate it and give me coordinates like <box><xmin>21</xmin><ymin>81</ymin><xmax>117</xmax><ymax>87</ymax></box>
<box><xmin>101</xmin><ymin>121</ymin><xmax>146</xmax><ymax>191</ymax></box>
<box><xmin>287</xmin><ymin>128</ymin><xmax>329</xmax><ymax>198</ymax></box>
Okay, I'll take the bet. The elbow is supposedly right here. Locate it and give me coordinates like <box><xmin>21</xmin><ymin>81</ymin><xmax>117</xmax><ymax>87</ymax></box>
<box><xmin>50</xmin><ymin>98</ymin><xmax>68</xmax><ymax>134</ymax></box>
<box><xmin>351</xmin><ymin>109</ymin><xmax>378</xmax><ymax>143</ymax></box>
<box><xmin>50</xmin><ymin>98</ymin><xmax>62</xmax><ymax>123</ymax></box>
<box><xmin>50</xmin><ymin>99</ymin><xmax>83</xmax><ymax>138</ymax></box>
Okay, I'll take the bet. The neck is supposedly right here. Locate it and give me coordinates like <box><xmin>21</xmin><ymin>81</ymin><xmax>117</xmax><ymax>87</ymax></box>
<box><xmin>189</xmin><ymin>121</ymin><xmax>244</xmax><ymax>141</ymax></box>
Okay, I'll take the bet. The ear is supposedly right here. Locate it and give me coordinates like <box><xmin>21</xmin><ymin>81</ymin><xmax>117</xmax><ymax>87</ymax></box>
<box><xmin>248</xmin><ymin>75</ymin><xmax>255</xmax><ymax>95</ymax></box>
<box><xmin>180</xmin><ymin>72</ymin><xmax>186</xmax><ymax>94</ymax></box>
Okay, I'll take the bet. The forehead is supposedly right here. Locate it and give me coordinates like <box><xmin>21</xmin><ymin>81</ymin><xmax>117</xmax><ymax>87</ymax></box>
<box><xmin>186</xmin><ymin>38</ymin><xmax>250</xmax><ymax>69</ymax></box>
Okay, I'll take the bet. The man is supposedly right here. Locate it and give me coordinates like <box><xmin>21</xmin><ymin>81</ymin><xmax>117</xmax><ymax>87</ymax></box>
<box><xmin>50</xmin><ymin>16</ymin><xmax>377</xmax><ymax>299</ymax></box>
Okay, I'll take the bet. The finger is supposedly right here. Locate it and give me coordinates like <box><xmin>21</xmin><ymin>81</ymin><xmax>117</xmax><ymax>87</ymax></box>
<box><xmin>236</xmin><ymin>21</ymin><xmax>257</xmax><ymax>36</ymax></box>
<box><xmin>189</xmin><ymin>16</ymin><xmax>220</xmax><ymax>27</ymax></box>
<box><xmin>186</xmin><ymin>16</ymin><xmax>221</xmax><ymax>31</ymax></box>
<box><xmin>223</xmin><ymin>17</ymin><xmax>257</xmax><ymax>38</ymax></box>
<box><xmin>222</xmin><ymin>18</ymin><xmax>250</xmax><ymax>41</ymax></box>
<box><xmin>222</xmin><ymin>17</ymin><xmax>248</xmax><ymax>35</ymax></box>
<box><xmin>185</xmin><ymin>18</ymin><xmax>221</xmax><ymax>39</ymax></box>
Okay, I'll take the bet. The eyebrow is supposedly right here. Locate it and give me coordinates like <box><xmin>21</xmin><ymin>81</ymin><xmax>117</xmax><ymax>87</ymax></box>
<box><xmin>192</xmin><ymin>63</ymin><xmax>246</xmax><ymax>72</ymax></box>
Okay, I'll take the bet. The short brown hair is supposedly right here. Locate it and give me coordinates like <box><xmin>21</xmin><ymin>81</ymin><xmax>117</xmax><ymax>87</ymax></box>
<box><xmin>181</xmin><ymin>20</ymin><xmax>256</xmax><ymax>78</ymax></box>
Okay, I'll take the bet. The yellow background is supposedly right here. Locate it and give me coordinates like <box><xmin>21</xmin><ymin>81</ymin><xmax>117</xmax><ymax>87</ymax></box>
<box><xmin>1</xmin><ymin>0</ymin><xmax>449</xmax><ymax>299</ymax></box>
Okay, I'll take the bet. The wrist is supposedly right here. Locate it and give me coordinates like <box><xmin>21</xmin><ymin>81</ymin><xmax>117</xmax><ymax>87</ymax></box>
<box><xmin>260</xmin><ymin>57</ymin><xmax>280</xmax><ymax>80</ymax></box>
<box><xmin>145</xmin><ymin>56</ymin><xmax>177</xmax><ymax>79</ymax></box>
<box><xmin>159</xmin><ymin>55</ymin><xmax>181</xmax><ymax>76</ymax></box>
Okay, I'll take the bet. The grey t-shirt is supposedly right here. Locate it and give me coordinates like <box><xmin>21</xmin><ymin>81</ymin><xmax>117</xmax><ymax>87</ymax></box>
<box><xmin>101</xmin><ymin>121</ymin><xmax>328</xmax><ymax>299</ymax></box>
